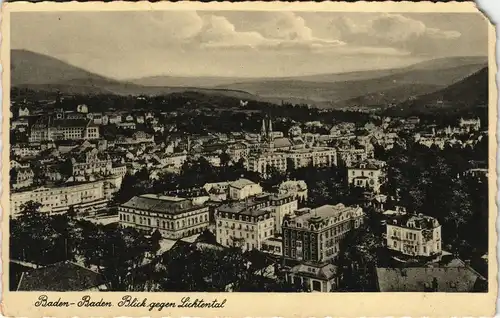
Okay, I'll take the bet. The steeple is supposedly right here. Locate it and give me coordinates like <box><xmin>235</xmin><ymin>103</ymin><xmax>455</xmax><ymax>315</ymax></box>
<box><xmin>268</xmin><ymin>118</ymin><xmax>273</xmax><ymax>137</ymax></box>
<box><xmin>261</xmin><ymin>118</ymin><xmax>267</xmax><ymax>137</ymax></box>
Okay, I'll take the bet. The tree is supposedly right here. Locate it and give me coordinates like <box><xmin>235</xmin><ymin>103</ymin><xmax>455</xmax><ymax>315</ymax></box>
<box><xmin>337</xmin><ymin>225</ymin><xmax>383</xmax><ymax>291</ymax></box>
<box><xmin>219</xmin><ymin>152</ymin><xmax>231</xmax><ymax>167</ymax></box>
<box><xmin>261</xmin><ymin>165</ymin><xmax>286</xmax><ymax>192</ymax></box>
<box><xmin>10</xmin><ymin>201</ymin><xmax>64</xmax><ymax>265</ymax></box>
<box><xmin>10</xmin><ymin>168</ymin><xmax>18</xmax><ymax>187</ymax></box>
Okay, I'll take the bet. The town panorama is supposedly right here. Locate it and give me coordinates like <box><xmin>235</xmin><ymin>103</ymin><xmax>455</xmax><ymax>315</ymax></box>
<box><xmin>9</xmin><ymin>10</ymin><xmax>489</xmax><ymax>293</ymax></box>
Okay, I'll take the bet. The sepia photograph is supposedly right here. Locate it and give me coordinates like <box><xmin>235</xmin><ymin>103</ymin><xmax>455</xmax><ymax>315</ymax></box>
<box><xmin>3</xmin><ymin>0</ymin><xmax>494</xmax><ymax>306</ymax></box>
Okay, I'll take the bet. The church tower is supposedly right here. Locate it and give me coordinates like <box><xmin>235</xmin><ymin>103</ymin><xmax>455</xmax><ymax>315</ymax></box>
<box><xmin>268</xmin><ymin>118</ymin><xmax>273</xmax><ymax>139</ymax></box>
<box><xmin>261</xmin><ymin>118</ymin><xmax>267</xmax><ymax>138</ymax></box>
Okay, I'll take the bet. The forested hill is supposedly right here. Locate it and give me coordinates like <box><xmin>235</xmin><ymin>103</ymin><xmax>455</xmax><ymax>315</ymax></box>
<box><xmin>385</xmin><ymin>67</ymin><xmax>489</xmax><ymax>117</ymax></box>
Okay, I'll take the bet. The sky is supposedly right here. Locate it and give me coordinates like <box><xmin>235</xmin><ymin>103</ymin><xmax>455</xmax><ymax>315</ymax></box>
<box><xmin>11</xmin><ymin>11</ymin><xmax>489</xmax><ymax>79</ymax></box>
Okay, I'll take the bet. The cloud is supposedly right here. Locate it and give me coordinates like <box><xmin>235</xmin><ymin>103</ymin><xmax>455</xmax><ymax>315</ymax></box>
<box><xmin>12</xmin><ymin>10</ymin><xmax>480</xmax><ymax>79</ymax></box>
<box><xmin>330</xmin><ymin>13</ymin><xmax>461</xmax><ymax>50</ymax></box>
<box><xmin>191</xmin><ymin>13</ymin><xmax>344</xmax><ymax>50</ymax></box>
<box><xmin>194</xmin><ymin>15</ymin><xmax>268</xmax><ymax>48</ymax></box>
<box><xmin>252</xmin><ymin>12</ymin><xmax>314</xmax><ymax>41</ymax></box>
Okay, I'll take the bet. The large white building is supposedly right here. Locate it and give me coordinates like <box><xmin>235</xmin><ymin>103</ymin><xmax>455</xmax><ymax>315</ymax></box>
<box><xmin>119</xmin><ymin>194</ymin><xmax>209</xmax><ymax>239</ymax></box>
<box><xmin>215</xmin><ymin>193</ymin><xmax>298</xmax><ymax>251</ymax></box>
<box><xmin>29</xmin><ymin>118</ymin><xmax>99</xmax><ymax>142</ymax></box>
<box><xmin>285</xmin><ymin>147</ymin><xmax>337</xmax><ymax>169</ymax></box>
<box><xmin>386</xmin><ymin>213</ymin><xmax>442</xmax><ymax>259</ymax></box>
<box><xmin>228</xmin><ymin>178</ymin><xmax>263</xmax><ymax>200</ymax></box>
<box><xmin>247</xmin><ymin>147</ymin><xmax>337</xmax><ymax>176</ymax></box>
<box><xmin>70</xmin><ymin>147</ymin><xmax>113</xmax><ymax>177</ymax></box>
<box><xmin>347</xmin><ymin>159</ymin><xmax>387</xmax><ymax>193</ymax></box>
<box><xmin>10</xmin><ymin>181</ymin><xmax>108</xmax><ymax>217</ymax></box>
<box><xmin>336</xmin><ymin>148</ymin><xmax>370</xmax><ymax>167</ymax></box>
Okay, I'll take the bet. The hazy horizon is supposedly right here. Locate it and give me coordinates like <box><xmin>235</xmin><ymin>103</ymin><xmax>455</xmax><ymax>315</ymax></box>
<box><xmin>12</xmin><ymin>11</ymin><xmax>488</xmax><ymax>79</ymax></box>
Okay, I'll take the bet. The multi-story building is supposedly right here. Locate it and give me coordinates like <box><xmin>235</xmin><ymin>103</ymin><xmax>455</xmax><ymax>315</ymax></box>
<box><xmin>111</xmin><ymin>164</ymin><xmax>127</xmax><ymax>178</ymax></box>
<box><xmin>247</xmin><ymin>152</ymin><xmax>288</xmax><ymax>176</ymax></box>
<box><xmin>227</xmin><ymin>142</ymin><xmax>249</xmax><ymax>162</ymax></box>
<box><xmin>29</xmin><ymin>117</ymin><xmax>99</xmax><ymax>142</ymax></box>
<box><xmin>70</xmin><ymin>148</ymin><xmax>113</xmax><ymax>177</ymax></box>
<box><xmin>282</xmin><ymin>204</ymin><xmax>364</xmax><ymax>263</ymax></box>
<box><xmin>228</xmin><ymin>178</ymin><xmax>263</xmax><ymax>200</ymax></box>
<box><xmin>386</xmin><ymin>213</ymin><xmax>442</xmax><ymax>259</ymax></box>
<box><xmin>11</xmin><ymin>167</ymin><xmax>34</xmax><ymax>190</ymax></box>
<box><xmin>285</xmin><ymin>147</ymin><xmax>337</xmax><ymax>169</ymax></box>
<box><xmin>215</xmin><ymin>196</ymin><xmax>275</xmax><ymax>251</ymax></box>
<box><xmin>11</xmin><ymin>143</ymin><xmax>42</xmax><ymax>158</ymax></box>
<box><xmin>336</xmin><ymin>148</ymin><xmax>369</xmax><ymax>167</ymax></box>
<box><xmin>347</xmin><ymin>159</ymin><xmax>387</xmax><ymax>193</ymax></box>
<box><xmin>119</xmin><ymin>194</ymin><xmax>210</xmax><ymax>239</ymax></box>
<box><xmin>247</xmin><ymin>147</ymin><xmax>337</xmax><ymax>177</ymax></box>
<box><xmin>459</xmin><ymin>117</ymin><xmax>481</xmax><ymax>132</ymax></box>
<box><xmin>269</xmin><ymin>193</ymin><xmax>298</xmax><ymax>234</ymax></box>
<box><xmin>10</xmin><ymin>181</ymin><xmax>108</xmax><ymax>217</ymax></box>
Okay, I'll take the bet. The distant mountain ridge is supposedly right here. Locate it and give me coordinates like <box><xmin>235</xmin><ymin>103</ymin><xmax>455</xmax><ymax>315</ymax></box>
<box><xmin>11</xmin><ymin>49</ymin><xmax>257</xmax><ymax>98</ymax></box>
<box><xmin>12</xmin><ymin>49</ymin><xmax>488</xmax><ymax>112</ymax></box>
<box><xmin>129</xmin><ymin>56</ymin><xmax>487</xmax><ymax>86</ymax></box>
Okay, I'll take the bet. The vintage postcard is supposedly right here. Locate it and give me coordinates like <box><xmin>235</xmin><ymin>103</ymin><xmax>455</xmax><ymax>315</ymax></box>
<box><xmin>1</xmin><ymin>1</ymin><xmax>497</xmax><ymax>317</ymax></box>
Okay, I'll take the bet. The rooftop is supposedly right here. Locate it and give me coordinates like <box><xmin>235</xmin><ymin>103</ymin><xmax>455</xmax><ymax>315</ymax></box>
<box><xmin>218</xmin><ymin>195</ymin><xmax>273</xmax><ymax>217</ymax></box>
<box><xmin>350</xmin><ymin>159</ymin><xmax>386</xmax><ymax>170</ymax></box>
<box><xmin>140</xmin><ymin>194</ymin><xmax>186</xmax><ymax>202</ymax></box>
<box><xmin>52</xmin><ymin>118</ymin><xmax>92</xmax><ymax>128</ymax></box>
<box><xmin>290</xmin><ymin>262</ymin><xmax>338</xmax><ymax>280</ymax></box>
<box><xmin>229</xmin><ymin>178</ymin><xmax>258</xmax><ymax>189</ymax></box>
<box><xmin>375</xmin><ymin>266</ymin><xmax>486</xmax><ymax>292</ymax></box>
<box><xmin>387</xmin><ymin>213</ymin><xmax>440</xmax><ymax>230</ymax></box>
<box><xmin>293</xmin><ymin>204</ymin><xmax>362</xmax><ymax>224</ymax></box>
<box><xmin>272</xmin><ymin>137</ymin><xmax>292</xmax><ymax>148</ymax></box>
<box><xmin>121</xmin><ymin>194</ymin><xmax>200</xmax><ymax>215</ymax></box>
<box><xmin>16</xmin><ymin>261</ymin><xmax>107</xmax><ymax>291</ymax></box>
